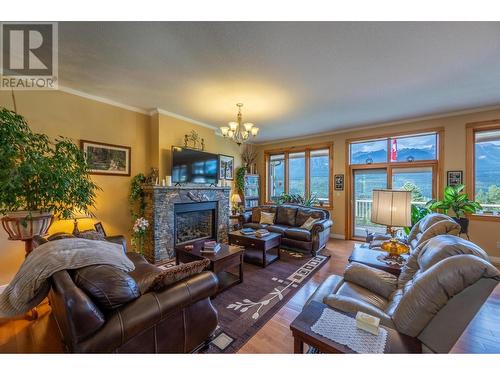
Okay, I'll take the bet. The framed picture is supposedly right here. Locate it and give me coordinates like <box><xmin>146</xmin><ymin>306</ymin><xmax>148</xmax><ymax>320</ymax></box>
<box><xmin>219</xmin><ymin>154</ymin><xmax>234</xmax><ymax>180</ymax></box>
<box><xmin>334</xmin><ymin>174</ymin><xmax>344</xmax><ymax>191</ymax></box>
<box><xmin>81</xmin><ymin>140</ymin><xmax>131</xmax><ymax>176</ymax></box>
<box><xmin>447</xmin><ymin>170</ymin><xmax>463</xmax><ymax>187</ymax></box>
<box><xmin>94</xmin><ymin>222</ymin><xmax>107</xmax><ymax>236</ymax></box>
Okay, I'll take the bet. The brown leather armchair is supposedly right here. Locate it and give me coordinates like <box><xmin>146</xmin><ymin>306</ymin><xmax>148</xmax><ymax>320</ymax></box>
<box><xmin>36</xmin><ymin>236</ymin><xmax>219</xmax><ymax>353</ymax></box>
<box><xmin>306</xmin><ymin>235</ymin><xmax>500</xmax><ymax>353</ymax></box>
<box><xmin>240</xmin><ymin>204</ymin><xmax>333</xmax><ymax>256</ymax></box>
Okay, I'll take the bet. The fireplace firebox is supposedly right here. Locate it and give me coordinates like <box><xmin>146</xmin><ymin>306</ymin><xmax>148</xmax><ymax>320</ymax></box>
<box><xmin>174</xmin><ymin>201</ymin><xmax>218</xmax><ymax>246</ymax></box>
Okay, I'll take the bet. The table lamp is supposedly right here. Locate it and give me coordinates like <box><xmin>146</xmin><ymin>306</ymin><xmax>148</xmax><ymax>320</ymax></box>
<box><xmin>371</xmin><ymin>189</ymin><xmax>411</xmax><ymax>261</ymax></box>
<box><xmin>231</xmin><ymin>193</ymin><xmax>242</xmax><ymax>214</ymax></box>
<box><xmin>71</xmin><ymin>209</ymin><xmax>92</xmax><ymax>235</ymax></box>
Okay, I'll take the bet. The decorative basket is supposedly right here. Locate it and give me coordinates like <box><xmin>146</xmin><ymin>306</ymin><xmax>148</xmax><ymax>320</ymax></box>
<box><xmin>1</xmin><ymin>211</ymin><xmax>54</xmax><ymax>241</ymax></box>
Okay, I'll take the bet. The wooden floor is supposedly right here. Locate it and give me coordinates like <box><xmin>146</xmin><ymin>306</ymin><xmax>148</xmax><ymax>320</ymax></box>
<box><xmin>1</xmin><ymin>239</ymin><xmax>499</xmax><ymax>353</ymax></box>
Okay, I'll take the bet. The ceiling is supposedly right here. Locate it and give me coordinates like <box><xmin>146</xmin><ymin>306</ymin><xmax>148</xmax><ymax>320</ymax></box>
<box><xmin>59</xmin><ymin>22</ymin><xmax>500</xmax><ymax>143</ymax></box>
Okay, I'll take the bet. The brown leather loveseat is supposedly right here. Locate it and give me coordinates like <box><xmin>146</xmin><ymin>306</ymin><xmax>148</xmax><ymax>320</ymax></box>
<box><xmin>241</xmin><ymin>204</ymin><xmax>333</xmax><ymax>256</ymax></box>
<box><xmin>36</xmin><ymin>235</ymin><xmax>219</xmax><ymax>353</ymax></box>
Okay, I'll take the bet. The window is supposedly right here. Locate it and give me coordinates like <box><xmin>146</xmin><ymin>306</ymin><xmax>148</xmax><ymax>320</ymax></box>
<box><xmin>347</xmin><ymin>130</ymin><xmax>442</xmax><ymax>239</ymax></box>
<box><xmin>310</xmin><ymin>149</ymin><xmax>330</xmax><ymax>205</ymax></box>
<box><xmin>266</xmin><ymin>144</ymin><xmax>333</xmax><ymax>207</ymax></box>
<box><xmin>288</xmin><ymin>152</ymin><xmax>306</xmax><ymax>196</ymax></box>
<box><xmin>467</xmin><ymin>122</ymin><xmax>500</xmax><ymax>217</ymax></box>
<box><xmin>269</xmin><ymin>154</ymin><xmax>285</xmax><ymax>201</ymax></box>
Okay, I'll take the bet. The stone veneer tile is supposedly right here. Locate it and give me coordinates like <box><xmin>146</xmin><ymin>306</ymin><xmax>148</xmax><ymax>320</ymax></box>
<box><xmin>142</xmin><ymin>185</ymin><xmax>231</xmax><ymax>264</ymax></box>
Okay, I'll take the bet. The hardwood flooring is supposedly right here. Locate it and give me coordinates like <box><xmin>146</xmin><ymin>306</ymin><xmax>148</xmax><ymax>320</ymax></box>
<box><xmin>0</xmin><ymin>239</ymin><xmax>499</xmax><ymax>353</ymax></box>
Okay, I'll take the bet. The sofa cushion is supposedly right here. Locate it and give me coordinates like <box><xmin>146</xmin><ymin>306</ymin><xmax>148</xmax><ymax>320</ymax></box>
<box><xmin>127</xmin><ymin>252</ymin><xmax>163</xmax><ymax>294</ymax></box>
<box><xmin>300</xmin><ymin>217</ymin><xmax>318</xmax><ymax>230</ymax></box>
<box><xmin>75</xmin><ymin>230</ymin><xmax>106</xmax><ymax>241</ymax></box>
<box><xmin>284</xmin><ymin>227</ymin><xmax>312</xmax><ymax>242</ymax></box>
<box><xmin>260</xmin><ymin>211</ymin><xmax>275</xmax><ymax>225</ymax></box>
<box><xmin>251</xmin><ymin>206</ymin><xmax>276</xmax><ymax>223</ymax></box>
<box><xmin>295</xmin><ymin>208</ymin><xmax>326</xmax><ymax>227</ymax></box>
<box><xmin>73</xmin><ymin>265</ymin><xmax>141</xmax><ymax>310</ymax></box>
<box><xmin>276</xmin><ymin>206</ymin><xmax>298</xmax><ymax>227</ymax></box>
<box><xmin>336</xmin><ymin>282</ymin><xmax>388</xmax><ymax>311</ymax></box>
<box><xmin>268</xmin><ymin>224</ymin><xmax>289</xmax><ymax>234</ymax></box>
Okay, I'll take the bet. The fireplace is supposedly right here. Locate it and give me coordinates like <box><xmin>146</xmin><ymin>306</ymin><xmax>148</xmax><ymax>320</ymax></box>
<box><xmin>174</xmin><ymin>201</ymin><xmax>218</xmax><ymax>246</ymax></box>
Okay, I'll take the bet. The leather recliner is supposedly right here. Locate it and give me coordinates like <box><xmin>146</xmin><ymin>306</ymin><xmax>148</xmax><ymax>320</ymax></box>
<box><xmin>240</xmin><ymin>204</ymin><xmax>333</xmax><ymax>256</ymax></box>
<box><xmin>306</xmin><ymin>235</ymin><xmax>500</xmax><ymax>353</ymax></box>
<box><xmin>369</xmin><ymin>213</ymin><xmax>461</xmax><ymax>252</ymax></box>
<box><xmin>34</xmin><ymin>235</ymin><xmax>219</xmax><ymax>353</ymax></box>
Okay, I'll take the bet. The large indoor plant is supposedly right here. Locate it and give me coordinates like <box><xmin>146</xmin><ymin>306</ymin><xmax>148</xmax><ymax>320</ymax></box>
<box><xmin>0</xmin><ymin>107</ymin><xmax>99</xmax><ymax>253</ymax></box>
<box><xmin>426</xmin><ymin>184</ymin><xmax>482</xmax><ymax>234</ymax></box>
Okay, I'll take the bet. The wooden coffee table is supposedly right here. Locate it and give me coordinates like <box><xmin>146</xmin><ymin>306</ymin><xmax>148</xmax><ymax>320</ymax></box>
<box><xmin>175</xmin><ymin>241</ymin><xmax>244</xmax><ymax>295</ymax></box>
<box><xmin>228</xmin><ymin>230</ymin><xmax>281</xmax><ymax>268</ymax></box>
<box><xmin>348</xmin><ymin>243</ymin><xmax>409</xmax><ymax>276</ymax></box>
<box><xmin>290</xmin><ymin>301</ymin><xmax>421</xmax><ymax>354</ymax></box>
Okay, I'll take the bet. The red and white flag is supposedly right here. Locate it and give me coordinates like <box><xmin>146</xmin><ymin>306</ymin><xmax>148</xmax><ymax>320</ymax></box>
<box><xmin>391</xmin><ymin>139</ymin><xmax>398</xmax><ymax>161</ymax></box>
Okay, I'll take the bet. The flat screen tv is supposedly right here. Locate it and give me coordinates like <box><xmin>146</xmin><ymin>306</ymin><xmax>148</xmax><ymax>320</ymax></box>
<box><xmin>171</xmin><ymin>147</ymin><xmax>219</xmax><ymax>184</ymax></box>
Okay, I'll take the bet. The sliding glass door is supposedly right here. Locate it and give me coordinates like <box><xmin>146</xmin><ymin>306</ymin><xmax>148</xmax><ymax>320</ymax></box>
<box><xmin>352</xmin><ymin>169</ymin><xmax>388</xmax><ymax>237</ymax></box>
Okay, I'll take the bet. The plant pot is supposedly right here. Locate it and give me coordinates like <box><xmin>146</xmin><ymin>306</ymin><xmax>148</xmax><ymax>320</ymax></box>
<box><xmin>452</xmin><ymin>216</ymin><xmax>469</xmax><ymax>235</ymax></box>
<box><xmin>1</xmin><ymin>211</ymin><xmax>54</xmax><ymax>241</ymax></box>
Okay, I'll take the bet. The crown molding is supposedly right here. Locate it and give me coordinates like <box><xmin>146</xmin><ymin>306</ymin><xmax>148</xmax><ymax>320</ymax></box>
<box><xmin>255</xmin><ymin>104</ymin><xmax>500</xmax><ymax>146</ymax></box>
<box><xmin>58</xmin><ymin>86</ymin><xmax>150</xmax><ymax>115</ymax></box>
<box><xmin>149</xmin><ymin>108</ymin><xmax>218</xmax><ymax>131</ymax></box>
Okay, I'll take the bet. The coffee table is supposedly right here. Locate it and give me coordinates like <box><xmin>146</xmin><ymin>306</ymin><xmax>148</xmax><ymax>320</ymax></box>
<box><xmin>348</xmin><ymin>243</ymin><xmax>409</xmax><ymax>276</ymax></box>
<box><xmin>175</xmin><ymin>241</ymin><xmax>244</xmax><ymax>295</ymax></box>
<box><xmin>228</xmin><ymin>230</ymin><xmax>281</xmax><ymax>267</ymax></box>
<box><xmin>290</xmin><ymin>301</ymin><xmax>421</xmax><ymax>354</ymax></box>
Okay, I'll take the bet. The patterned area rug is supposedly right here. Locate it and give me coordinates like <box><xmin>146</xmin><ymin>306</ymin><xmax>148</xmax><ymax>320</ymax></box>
<box><xmin>203</xmin><ymin>249</ymin><xmax>330</xmax><ymax>353</ymax></box>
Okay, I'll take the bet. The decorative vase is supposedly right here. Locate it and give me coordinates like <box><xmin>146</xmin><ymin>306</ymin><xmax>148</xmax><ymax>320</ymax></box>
<box><xmin>1</xmin><ymin>211</ymin><xmax>54</xmax><ymax>255</ymax></box>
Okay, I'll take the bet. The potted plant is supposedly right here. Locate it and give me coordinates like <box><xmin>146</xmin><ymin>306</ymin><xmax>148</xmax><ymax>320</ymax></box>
<box><xmin>0</xmin><ymin>107</ymin><xmax>99</xmax><ymax>254</ymax></box>
<box><xmin>426</xmin><ymin>184</ymin><xmax>482</xmax><ymax>235</ymax></box>
<box><xmin>403</xmin><ymin>204</ymin><xmax>431</xmax><ymax>235</ymax></box>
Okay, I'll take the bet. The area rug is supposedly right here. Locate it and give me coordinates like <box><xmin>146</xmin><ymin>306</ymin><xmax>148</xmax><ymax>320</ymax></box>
<box><xmin>204</xmin><ymin>250</ymin><xmax>330</xmax><ymax>353</ymax></box>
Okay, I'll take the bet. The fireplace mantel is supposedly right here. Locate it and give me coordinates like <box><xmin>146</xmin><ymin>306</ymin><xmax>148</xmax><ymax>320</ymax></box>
<box><xmin>142</xmin><ymin>185</ymin><xmax>231</xmax><ymax>264</ymax></box>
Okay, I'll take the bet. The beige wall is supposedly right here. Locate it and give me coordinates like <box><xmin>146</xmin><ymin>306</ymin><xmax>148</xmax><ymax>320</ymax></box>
<box><xmin>256</xmin><ymin>108</ymin><xmax>500</xmax><ymax>258</ymax></box>
<box><xmin>0</xmin><ymin>91</ymin><xmax>241</xmax><ymax>285</ymax></box>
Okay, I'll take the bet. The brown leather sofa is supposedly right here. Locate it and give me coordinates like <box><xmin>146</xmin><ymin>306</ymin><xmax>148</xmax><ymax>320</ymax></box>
<box><xmin>35</xmin><ymin>235</ymin><xmax>219</xmax><ymax>353</ymax></box>
<box><xmin>306</xmin><ymin>235</ymin><xmax>500</xmax><ymax>353</ymax></box>
<box><xmin>240</xmin><ymin>204</ymin><xmax>333</xmax><ymax>256</ymax></box>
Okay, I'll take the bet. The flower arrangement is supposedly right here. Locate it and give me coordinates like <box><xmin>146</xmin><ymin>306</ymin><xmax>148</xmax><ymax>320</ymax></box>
<box><xmin>132</xmin><ymin>217</ymin><xmax>149</xmax><ymax>254</ymax></box>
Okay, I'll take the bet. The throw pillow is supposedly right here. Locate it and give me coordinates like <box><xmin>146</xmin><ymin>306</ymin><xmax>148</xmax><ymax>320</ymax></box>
<box><xmin>259</xmin><ymin>211</ymin><xmax>275</xmax><ymax>225</ymax></box>
<box><xmin>76</xmin><ymin>230</ymin><xmax>106</xmax><ymax>241</ymax></box>
<box><xmin>300</xmin><ymin>217</ymin><xmax>319</xmax><ymax>230</ymax></box>
<box><xmin>73</xmin><ymin>265</ymin><xmax>141</xmax><ymax>310</ymax></box>
<box><xmin>149</xmin><ymin>258</ymin><xmax>210</xmax><ymax>292</ymax></box>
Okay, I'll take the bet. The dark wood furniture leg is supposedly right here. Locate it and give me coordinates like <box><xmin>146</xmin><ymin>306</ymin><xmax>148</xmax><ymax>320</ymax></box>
<box><xmin>294</xmin><ymin>335</ymin><xmax>304</xmax><ymax>354</ymax></box>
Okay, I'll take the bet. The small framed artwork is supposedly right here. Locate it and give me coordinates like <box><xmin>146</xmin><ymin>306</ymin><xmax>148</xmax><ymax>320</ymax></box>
<box><xmin>94</xmin><ymin>222</ymin><xmax>107</xmax><ymax>236</ymax></box>
<box><xmin>447</xmin><ymin>170</ymin><xmax>463</xmax><ymax>187</ymax></box>
<box><xmin>81</xmin><ymin>140</ymin><xmax>131</xmax><ymax>176</ymax></box>
<box><xmin>219</xmin><ymin>154</ymin><xmax>234</xmax><ymax>180</ymax></box>
<box><xmin>334</xmin><ymin>174</ymin><xmax>344</xmax><ymax>191</ymax></box>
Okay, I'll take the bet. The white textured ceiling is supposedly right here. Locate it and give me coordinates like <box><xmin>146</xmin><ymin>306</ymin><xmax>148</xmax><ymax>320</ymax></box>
<box><xmin>59</xmin><ymin>22</ymin><xmax>500</xmax><ymax>142</ymax></box>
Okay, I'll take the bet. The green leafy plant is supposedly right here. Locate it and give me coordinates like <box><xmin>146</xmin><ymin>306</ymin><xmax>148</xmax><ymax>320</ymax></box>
<box><xmin>426</xmin><ymin>184</ymin><xmax>482</xmax><ymax>218</ymax></box>
<box><xmin>0</xmin><ymin>107</ymin><xmax>99</xmax><ymax>219</ymax></box>
<box><xmin>276</xmin><ymin>193</ymin><xmax>318</xmax><ymax>207</ymax></box>
<box><xmin>128</xmin><ymin>173</ymin><xmax>148</xmax><ymax>253</ymax></box>
<box><xmin>235</xmin><ymin>166</ymin><xmax>246</xmax><ymax>194</ymax></box>
<box><xmin>403</xmin><ymin>204</ymin><xmax>431</xmax><ymax>235</ymax></box>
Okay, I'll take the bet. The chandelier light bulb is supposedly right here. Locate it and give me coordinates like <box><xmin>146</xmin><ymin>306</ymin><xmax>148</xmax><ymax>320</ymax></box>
<box><xmin>244</xmin><ymin>122</ymin><xmax>254</xmax><ymax>132</ymax></box>
<box><xmin>229</xmin><ymin>121</ymin><xmax>238</xmax><ymax>131</ymax></box>
<box><xmin>227</xmin><ymin>130</ymin><xmax>234</xmax><ymax>137</ymax></box>
<box><xmin>251</xmin><ymin>127</ymin><xmax>259</xmax><ymax>136</ymax></box>
<box><xmin>222</xmin><ymin>103</ymin><xmax>258</xmax><ymax>145</ymax></box>
<box><xmin>220</xmin><ymin>126</ymin><xmax>229</xmax><ymax>136</ymax></box>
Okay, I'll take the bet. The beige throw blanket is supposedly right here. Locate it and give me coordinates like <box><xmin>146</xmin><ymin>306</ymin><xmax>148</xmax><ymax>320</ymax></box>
<box><xmin>0</xmin><ymin>238</ymin><xmax>135</xmax><ymax>317</ymax></box>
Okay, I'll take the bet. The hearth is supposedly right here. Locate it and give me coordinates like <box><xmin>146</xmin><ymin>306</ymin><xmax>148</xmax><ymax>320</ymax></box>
<box><xmin>174</xmin><ymin>201</ymin><xmax>217</xmax><ymax>246</ymax></box>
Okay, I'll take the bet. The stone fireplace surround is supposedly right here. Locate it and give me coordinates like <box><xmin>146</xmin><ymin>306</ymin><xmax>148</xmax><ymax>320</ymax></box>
<box><xmin>142</xmin><ymin>185</ymin><xmax>230</xmax><ymax>264</ymax></box>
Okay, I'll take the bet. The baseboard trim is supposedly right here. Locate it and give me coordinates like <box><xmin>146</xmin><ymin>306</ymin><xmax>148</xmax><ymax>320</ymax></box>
<box><xmin>330</xmin><ymin>233</ymin><xmax>346</xmax><ymax>240</ymax></box>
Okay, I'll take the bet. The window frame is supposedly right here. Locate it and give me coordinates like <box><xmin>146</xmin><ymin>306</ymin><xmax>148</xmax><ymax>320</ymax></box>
<box><xmin>345</xmin><ymin>128</ymin><xmax>444</xmax><ymax>240</ymax></box>
<box><xmin>264</xmin><ymin>143</ymin><xmax>333</xmax><ymax>208</ymax></box>
<box><xmin>466</xmin><ymin>120</ymin><xmax>500</xmax><ymax>222</ymax></box>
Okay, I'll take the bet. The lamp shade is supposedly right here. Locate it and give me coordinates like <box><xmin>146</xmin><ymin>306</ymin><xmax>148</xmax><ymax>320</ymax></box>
<box><xmin>371</xmin><ymin>189</ymin><xmax>411</xmax><ymax>227</ymax></box>
<box><xmin>231</xmin><ymin>193</ymin><xmax>242</xmax><ymax>204</ymax></box>
<box><xmin>71</xmin><ymin>209</ymin><xmax>91</xmax><ymax>220</ymax></box>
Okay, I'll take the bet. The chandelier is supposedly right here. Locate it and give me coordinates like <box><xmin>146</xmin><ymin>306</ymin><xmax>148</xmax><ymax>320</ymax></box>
<box><xmin>220</xmin><ymin>103</ymin><xmax>259</xmax><ymax>145</ymax></box>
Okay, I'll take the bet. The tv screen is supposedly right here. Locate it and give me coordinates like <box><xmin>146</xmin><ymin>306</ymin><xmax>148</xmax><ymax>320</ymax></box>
<box><xmin>171</xmin><ymin>147</ymin><xmax>219</xmax><ymax>184</ymax></box>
